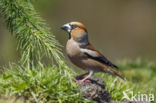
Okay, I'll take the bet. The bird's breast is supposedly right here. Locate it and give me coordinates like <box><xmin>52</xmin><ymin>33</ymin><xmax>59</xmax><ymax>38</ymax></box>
<box><xmin>66</xmin><ymin>39</ymin><xmax>105</xmax><ymax>72</ymax></box>
<box><xmin>66</xmin><ymin>39</ymin><xmax>82</xmax><ymax>58</ymax></box>
<box><xmin>66</xmin><ymin>39</ymin><xmax>87</xmax><ymax>68</ymax></box>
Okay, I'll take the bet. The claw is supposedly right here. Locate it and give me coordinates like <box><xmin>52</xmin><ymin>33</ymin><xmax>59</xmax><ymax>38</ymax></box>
<box><xmin>74</xmin><ymin>71</ymin><xmax>94</xmax><ymax>83</ymax></box>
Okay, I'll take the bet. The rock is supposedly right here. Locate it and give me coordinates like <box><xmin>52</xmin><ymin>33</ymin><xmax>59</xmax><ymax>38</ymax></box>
<box><xmin>78</xmin><ymin>77</ymin><xmax>111</xmax><ymax>103</ymax></box>
<box><xmin>77</xmin><ymin>77</ymin><xmax>150</xmax><ymax>103</ymax></box>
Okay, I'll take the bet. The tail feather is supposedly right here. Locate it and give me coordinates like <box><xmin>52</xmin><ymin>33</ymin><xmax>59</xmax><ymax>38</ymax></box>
<box><xmin>105</xmin><ymin>67</ymin><xmax>126</xmax><ymax>81</ymax></box>
<box><xmin>113</xmin><ymin>70</ymin><xmax>126</xmax><ymax>81</ymax></box>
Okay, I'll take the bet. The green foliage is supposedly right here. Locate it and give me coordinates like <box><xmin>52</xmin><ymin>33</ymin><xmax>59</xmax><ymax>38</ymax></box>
<box><xmin>94</xmin><ymin>59</ymin><xmax>156</xmax><ymax>101</ymax></box>
<box><xmin>118</xmin><ymin>59</ymin><xmax>156</xmax><ymax>87</ymax></box>
<box><xmin>0</xmin><ymin>0</ymin><xmax>90</xmax><ymax>102</ymax></box>
<box><xmin>0</xmin><ymin>0</ymin><xmax>62</xmax><ymax>67</ymax></box>
<box><xmin>94</xmin><ymin>73</ymin><xmax>139</xmax><ymax>101</ymax></box>
<box><xmin>0</xmin><ymin>0</ymin><xmax>155</xmax><ymax>102</ymax></box>
<box><xmin>119</xmin><ymin>59</ymin><xmax>156</xmax><ymax>97</ymax></box>
<box><xmin>0</xmin><ymin>62</ymin><xmax>91</xmax><ymax>103</ymax></box>
<box><xmin>100</xmin><ymin>74</ymin><xmax>138</xmax><ymax>101</ymax></box>
<box><xmin>0</xmin><ymin>59</ymin><xmax>155</xmax><ymax>102</ymax></box>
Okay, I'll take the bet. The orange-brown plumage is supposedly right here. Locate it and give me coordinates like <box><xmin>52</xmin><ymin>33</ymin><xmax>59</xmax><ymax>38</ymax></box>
<box><xmin>70</xmin><ymin>22</ymin><xmax>88</xmax><ymax>33</ymax></box>
<box><xmin>61</xmin><ymin>21</ymin><xmax>125</xmax><ymax>82</ymax></box>
<box><xmin>70</xmin><ymin>28</ymin><xmax>86</xmax><ymax>41</ymax></box>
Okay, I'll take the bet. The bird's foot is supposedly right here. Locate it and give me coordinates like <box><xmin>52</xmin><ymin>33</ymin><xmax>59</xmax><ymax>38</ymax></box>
<box><xmin>74</xmin><ymin>79</ymin><xmax>91</xmax><ymax>83</ymax></box>
<box><xmin>74</xmin><ymin>73</ymin><xmax>92</xmax><ymax>83</ymax></box>
<box><xmin>74</xmin><ymin>78</ymin><xmax>91</xmax><ymax>83</ymax></box>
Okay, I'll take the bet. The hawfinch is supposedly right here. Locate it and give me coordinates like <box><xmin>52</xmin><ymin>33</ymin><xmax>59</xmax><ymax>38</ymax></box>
<box><xmin>61</xmin><ymin>21</ymin><xmax>125</xmax><ymax>82</ymax></box>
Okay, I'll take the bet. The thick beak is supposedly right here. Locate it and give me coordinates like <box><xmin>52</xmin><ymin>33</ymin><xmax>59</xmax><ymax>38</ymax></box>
<box><xmin>60</xmin><ymin>23</ymin><xmax>71</xmax><ymax>33</ymax></box>
<box><xmin>60</xmin><ymin>25</ymin><xmax>68</xmax><ymax>31</ymax></box>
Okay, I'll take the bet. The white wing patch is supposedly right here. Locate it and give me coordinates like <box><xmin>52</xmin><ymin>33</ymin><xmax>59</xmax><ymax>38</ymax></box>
<box><xmin>80</xmin><ymin>48</ymin><xmax>97</xmax><ymax>57</ymax></box>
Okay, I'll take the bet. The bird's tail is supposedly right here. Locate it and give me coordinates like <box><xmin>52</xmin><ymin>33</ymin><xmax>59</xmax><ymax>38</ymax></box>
<box><xmin>105</xmin><ymin>67</ymin><xmax>126</xmax><ymax>81</ymax></box>
<box><xmin>113</xmin><ymin>69</ymin><xmax>126</xmax><ymax>81</ymax></box>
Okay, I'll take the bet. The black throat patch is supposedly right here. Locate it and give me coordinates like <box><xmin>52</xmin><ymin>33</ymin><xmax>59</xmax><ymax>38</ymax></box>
<box><xmin>68</xmin><ymin>33</ymin><xmax>71</xmax><ymax>39</ymax></box>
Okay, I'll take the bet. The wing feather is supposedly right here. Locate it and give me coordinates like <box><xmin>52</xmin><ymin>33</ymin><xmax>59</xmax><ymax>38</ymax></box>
<box><xmin>80</xmin><ymin>44</ymin><xmax>118</xmax><ymax>69</ymax></box>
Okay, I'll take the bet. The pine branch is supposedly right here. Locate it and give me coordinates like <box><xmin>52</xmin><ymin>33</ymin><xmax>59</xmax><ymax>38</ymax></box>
<box><xmin>0</xmin><ymin>0</ymin><xmax>63</xmax><ymax>67</ymax></box>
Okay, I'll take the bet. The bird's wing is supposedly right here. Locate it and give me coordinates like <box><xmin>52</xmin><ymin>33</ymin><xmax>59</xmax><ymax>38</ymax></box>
<box><xmin>80</xmin><ymin>44</ymin><xmax>118</xmax><ymax>69</ymax></box>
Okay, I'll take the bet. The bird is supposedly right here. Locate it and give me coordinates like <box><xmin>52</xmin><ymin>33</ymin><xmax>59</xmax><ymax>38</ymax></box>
<box><xmin>60</xmin><ymin>21</ymin><xmax>125</xmax><ymax>82</ymax></box>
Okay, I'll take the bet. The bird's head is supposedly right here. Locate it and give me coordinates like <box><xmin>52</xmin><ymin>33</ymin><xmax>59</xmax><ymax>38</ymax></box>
<box><xmin>61</xmin><ymin>22</ymin><xmax>88</xmax><ymax>45</ymax></box>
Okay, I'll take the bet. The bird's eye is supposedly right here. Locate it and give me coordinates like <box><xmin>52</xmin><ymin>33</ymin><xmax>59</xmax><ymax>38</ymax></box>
<box><xmin>71</xmin><ymin>25</ymin><xmax>78</xmax><ymax>29</ymax></box>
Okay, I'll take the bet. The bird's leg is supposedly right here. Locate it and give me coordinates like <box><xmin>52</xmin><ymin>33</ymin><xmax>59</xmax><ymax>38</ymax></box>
<box><xmin>79</xmin><ymin>70</ymin><xmax>94</xmax><ymax>83</ymax></box>
<box><xmin>75</xmin><ymin>72</ymin><xmax>89</xmax><ymax>81</ymax></box>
